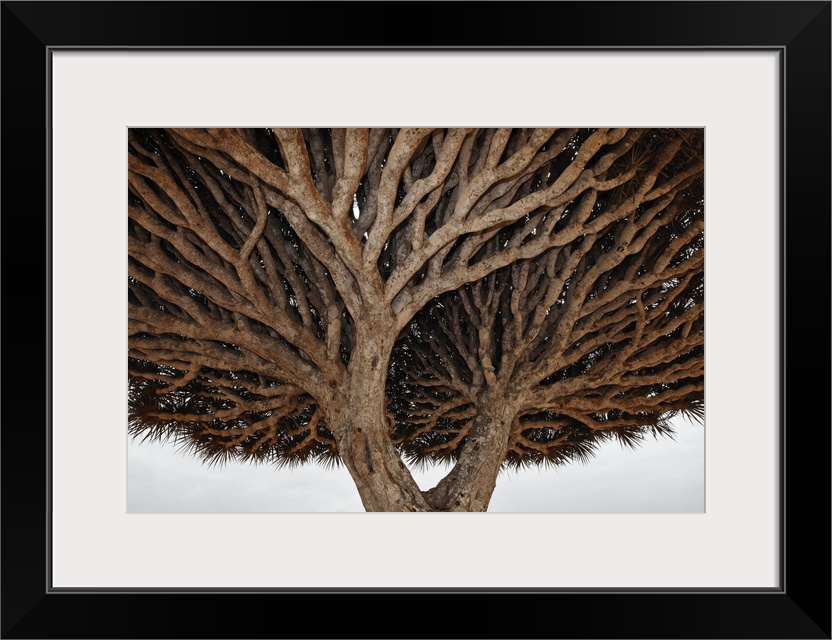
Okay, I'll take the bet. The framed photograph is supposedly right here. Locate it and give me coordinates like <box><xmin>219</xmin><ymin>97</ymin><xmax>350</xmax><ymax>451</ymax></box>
<box><xmin>3</xmin><ymin>2</ymin><xmax>829</xmax><ymax>638</ymax></box>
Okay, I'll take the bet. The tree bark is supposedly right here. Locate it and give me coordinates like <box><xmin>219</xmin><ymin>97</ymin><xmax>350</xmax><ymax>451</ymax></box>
<box><xmin>329</xmin><ymin>329</ymin><xmax>518</xmax><ymax>512</ymax></box>
<box><xmin>329</xmin><ymin>323</ymin><xmax>431</xmax><ymax>512</ymax></box>
<box><xmin>424</xmin><ymin>389</ymin><xmax>516</xmax><ymax>512</ymax></box>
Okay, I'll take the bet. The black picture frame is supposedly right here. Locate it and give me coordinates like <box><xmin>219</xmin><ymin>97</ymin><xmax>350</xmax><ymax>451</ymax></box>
<box><xmin>2</xmin><ymin>2</ymin><xmax>829</xmax><ymax>638</ymax></box>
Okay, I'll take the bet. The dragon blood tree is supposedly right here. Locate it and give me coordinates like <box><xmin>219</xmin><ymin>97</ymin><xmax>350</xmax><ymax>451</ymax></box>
<box><xmin>128</xmin><ymin>127</ymin><xmax>704</xmax><ymax>511</ymax></box>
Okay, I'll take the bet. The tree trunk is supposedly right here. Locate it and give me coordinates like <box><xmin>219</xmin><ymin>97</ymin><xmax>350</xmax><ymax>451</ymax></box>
<box><xmin>329</xmin><ymin>328</ymin><xmax>432</xmax><ymax>512</ymax></box>
<box><xmin>424</xmin><ymin>389</ymin><xmax>516</xmax><ymax>512</ymax></box>
<box><xmin>328</xmin><ymin>321</ymin><xmax>516</xmax><ymax>512</ymax></box>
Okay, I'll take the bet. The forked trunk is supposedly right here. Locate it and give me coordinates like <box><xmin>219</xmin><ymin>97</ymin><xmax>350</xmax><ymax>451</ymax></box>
<box><xmin>329</xmin><ymin>328</ymin><xmax>515</xmax><ymax>512</ymax></box>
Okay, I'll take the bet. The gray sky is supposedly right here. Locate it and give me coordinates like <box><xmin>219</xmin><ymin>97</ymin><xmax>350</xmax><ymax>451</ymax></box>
<box><xmin>128</xmin><ymin>415</ymin><xmax>704</xmax><ymax>513</ymax></box>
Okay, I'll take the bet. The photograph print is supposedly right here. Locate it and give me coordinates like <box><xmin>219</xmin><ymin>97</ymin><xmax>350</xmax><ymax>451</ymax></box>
<box><xmin>127</xmin><ymin>128</ymin><xmax>704</xmax><ymax>513</ymax></box>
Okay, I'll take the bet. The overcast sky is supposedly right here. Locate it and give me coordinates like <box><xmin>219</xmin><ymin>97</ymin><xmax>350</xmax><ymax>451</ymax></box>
<box><xmin>128</xmin><ymin>415</ymin><xmax>704</xmax><ymax>513</ymax></box>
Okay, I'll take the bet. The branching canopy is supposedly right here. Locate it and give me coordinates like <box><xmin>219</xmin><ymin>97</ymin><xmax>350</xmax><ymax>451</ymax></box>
<box><xmin>128</xmin><ymin>127</ymin><xmax>704</xmax><ymax>509</ymax></box>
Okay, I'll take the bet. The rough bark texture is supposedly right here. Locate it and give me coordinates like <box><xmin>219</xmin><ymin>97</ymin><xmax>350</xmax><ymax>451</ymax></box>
<box><xmin>424</xmin><ymin>389</ymin><xmax>517</xmax><ymax>511</ymax></box>
<box><xmin>327</xmin><ymin>329</ymin><xmax>430</xmax><ymax>511</ymax></box>
<box><xmin>128</xmin><ymin>128</ymin><xmax>704</xmax><ymax>511</ymax></box>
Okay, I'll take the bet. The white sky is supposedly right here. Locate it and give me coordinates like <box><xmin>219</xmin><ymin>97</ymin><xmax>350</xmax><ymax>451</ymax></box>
<box><xmin>128</xmin><ymin>415</ymin><xmax>704</xmax><ymax>513</ymax></box>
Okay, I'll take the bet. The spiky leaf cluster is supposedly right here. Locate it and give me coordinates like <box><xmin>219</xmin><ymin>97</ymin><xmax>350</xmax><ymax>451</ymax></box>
<box><xmin>128</xmin><ymin>358</ymin><xmax>339</xmax><ymax>469</ymax></box>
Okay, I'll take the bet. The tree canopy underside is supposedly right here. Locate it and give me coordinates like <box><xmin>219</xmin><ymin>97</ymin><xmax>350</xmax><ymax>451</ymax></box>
<box><xmin>128</xmin><ymin>127</ymin><xmax>703</xmax><ymax>492</ymax></box>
